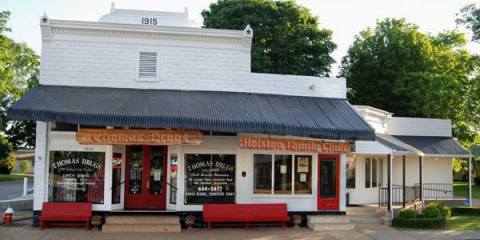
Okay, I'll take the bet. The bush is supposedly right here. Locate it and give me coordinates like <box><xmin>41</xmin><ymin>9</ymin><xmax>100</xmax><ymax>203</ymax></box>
<box><xmin>424</xmin><ymin>204</ymin><xmax>442</xmax><ymax>218</ymax></box>
<box><xmin>0</xmin><ymin>153</ymin><xmax>16</xmax><ymax>174</ymax></box>
<box><xmin>19</xmin><ymin>160</ymin><xmax>31</xmax><ymax>174</ymax></box>
<box><xmin>398</xmin><ymin>208</ymin><xmax>416</xmax><ymax>219</ymax></box>
<box><xmin>392</xmin><ymin>215</ymin><xmax>446</xmax><ymax>229</ymax></box>
<box><xmin>428</xmin><ymin>202</ymin><xmax>451</xmax><ymax>218</ymax></box>
<box><xmin>452</xmin><ymin>207</ymin><xmax>480</xmax><ymax>216</ymax></box>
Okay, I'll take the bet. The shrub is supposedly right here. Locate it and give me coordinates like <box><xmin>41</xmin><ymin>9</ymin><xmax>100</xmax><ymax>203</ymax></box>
<box><xmin>398</xmin><ymin>208</ymin><xmax>416</xmax><ymax>219</ymax></box>
<box><xmin>428</xmin><ymin>202</ymin><xmax>451</xmax><ymax>218</ymax></box>
<box><xmin>19</xmin><ymin>160</ymin><xmax>31</xmax><ymax>174</ymax></box>
<box><xmin>424</xmin><ymin>204</ymin><xmax>442</xmax><ymax>218</ymax></box>
<box><xmin>392</xmin><ymin>215</ymin><xmax>446</xmax><ymax>229</ymax></box>
<box><xmin>0</xmin><ymin>153</ymin><xmax>16</xmax><ymax>174</ymax></box>
<box><xmin>452</xmin><ymin>207</ymin><xmax>480</xmax><ymax>216</ymax></box>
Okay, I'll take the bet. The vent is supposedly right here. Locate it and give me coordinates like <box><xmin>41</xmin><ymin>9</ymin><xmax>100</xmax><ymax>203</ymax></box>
<box><xmin>138</xmin><ymin>52</ymin><xmax>157</xmax><ymax>79</ymax></box>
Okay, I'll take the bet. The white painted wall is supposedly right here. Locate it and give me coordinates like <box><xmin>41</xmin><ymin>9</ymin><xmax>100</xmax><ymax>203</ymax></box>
<box><xmin>39</xmin><ymin>18</ymin><xmax>347</xmax><ymax>98</ymax></box>
<box><xmin>387</xmin><ymin>117</ymin><xmax>452</xmax><ymax>137</ymax></box>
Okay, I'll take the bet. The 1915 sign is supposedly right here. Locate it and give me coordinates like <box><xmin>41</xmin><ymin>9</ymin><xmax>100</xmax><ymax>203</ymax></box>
<box><xmin>184</xmin><ymin>154</ymin><xmax>235</xmax><ymax>204</ymax></box>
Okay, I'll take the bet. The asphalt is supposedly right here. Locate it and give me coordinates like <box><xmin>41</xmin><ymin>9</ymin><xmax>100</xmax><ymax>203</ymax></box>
<box><xmin>0</xmin><ymin>180</ymin><xmax>34</xmax><ymax>201</ymax></box>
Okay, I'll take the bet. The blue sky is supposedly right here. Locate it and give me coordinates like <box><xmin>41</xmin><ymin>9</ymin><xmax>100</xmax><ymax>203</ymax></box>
<box><xmin>2</xmin><ymin>0</ymin><xmax>479</xmax><ymax>75</ymax></box>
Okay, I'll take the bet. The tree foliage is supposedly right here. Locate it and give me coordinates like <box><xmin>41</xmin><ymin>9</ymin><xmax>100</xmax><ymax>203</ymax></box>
<box><xmin>0</xmin><ymin>11</ymin><xmax>39</xmax><ymax>150</ymax></box>
<box><xmin>202</xmin><ymin>0</ymin><xmax>336</xmax><ymax>76</ymax></box>
<box><xmin>340</xmin><ymin>18</ymin><xmax>480</xmax><ymax>147</ymax></box>
<box><xmin>457</xmin><ymin>4</ymin><xmax>480</xmax><ymax>42</ymax></box>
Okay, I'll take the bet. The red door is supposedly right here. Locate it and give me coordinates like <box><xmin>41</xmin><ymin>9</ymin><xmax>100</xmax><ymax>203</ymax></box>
<box><xmin>125</xmin><ymin>146</ymin><xmax>167</xmax><ymax>210</ymax></box>
<box><xmin>317</xmin><ymin>154</ymin><xmax>340</xmax><ymax>210</ymax></box>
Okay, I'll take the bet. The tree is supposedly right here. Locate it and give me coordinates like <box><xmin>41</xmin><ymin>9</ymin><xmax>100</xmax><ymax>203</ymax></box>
<box><xmin>202</xmin><ymin>0</ymin><xmax>336</xmax><ymax>76</ymax></box>
<box><xmin>457</xmin><ymin>4</ymin><xmax>480</xmax><ymax>41</ymax></box>
<box><xmin>340</xmin><ymin>18</ymin><xmax>480</xmax><ymax>147</ymax></box>
<box><xmin>0</xmin><ymin>11</ymin><xmax>39</xmax><ymax>150</ymax></box>
<box><xmin>19</xmin><ymin>160</ymin><xmax>31</xmax><ymax>174</ymax></box>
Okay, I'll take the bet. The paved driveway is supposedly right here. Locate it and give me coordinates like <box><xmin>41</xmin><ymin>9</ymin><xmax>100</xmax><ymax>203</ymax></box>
<box><xmin>0</xmin><ymin>180</ymin><xmax>34</xmax><ymax>200</ymax></box>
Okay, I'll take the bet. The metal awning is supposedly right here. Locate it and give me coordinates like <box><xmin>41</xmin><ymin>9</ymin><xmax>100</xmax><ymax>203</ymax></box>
<box><xmin>393</xmin><ymin>135</ymin><xmax>472</xmax><ymax>158</ymax></box>
<box><xmin>375</xmin><ymin>134</ymin><xmax>421</xmax><ymax>155</ymax></box>
<box><xmin>7</xmin><ymin>85</ymin><xmax>375</xmax><ymax>141</ymax></box>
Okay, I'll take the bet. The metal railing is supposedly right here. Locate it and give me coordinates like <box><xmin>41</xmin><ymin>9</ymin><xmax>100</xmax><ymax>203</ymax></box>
<box><xmin>378</xmin><ymin>183</ymin><xmax>468</xmax><ymax>208</ymax></box>
<box><xmin>378</xmin><ymin>184</ymin><xmax>420</xmax><ymax>208</ymax></box>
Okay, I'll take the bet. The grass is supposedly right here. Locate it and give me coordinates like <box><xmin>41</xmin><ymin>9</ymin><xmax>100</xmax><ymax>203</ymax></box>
<box><xmin>0</xmin><ymin>173</ymin><xmax>33</xmax><ymax>181</ymax></box>
<box><xmin>453</xmin><ymin>181</ymin><xmax>480</xmax><ymax>199</ymax></box>
<box><xmin>446</xmin><ymin>215</ymin><xmax>480</xmax><ymax>230</ymax></box>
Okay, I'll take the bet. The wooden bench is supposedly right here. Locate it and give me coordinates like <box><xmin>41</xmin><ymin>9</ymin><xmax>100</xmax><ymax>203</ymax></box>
<box><xmin>203</xmin><ymin>203</ymin><xmax>290</xmax><ymax>229</ymax></box>
<box><xmin>39</xmin><ymin>202</ymin><xmax>92</xmax><ymax>230</ymax></box>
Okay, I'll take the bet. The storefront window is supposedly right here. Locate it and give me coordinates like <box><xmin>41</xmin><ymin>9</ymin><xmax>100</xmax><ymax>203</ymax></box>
<box><xmin>48</xmin><ymin>151</ymin><xmax>105</xmax><ymax>204</ymax></box>
<box><xmin>346</xmin><ymin>156</ymin><xmax>355</xmax><ymax>189</ymax></box>
<box><xmin>254</xmin><ymin>154</ymin><xmax>312</xmax><ymax>195</ymax></box>
<box><xmin>294</xmin><ymin>155</ymin><xmax>312</xmax><ymax>194</ymax></box>
<box><xmin>184</xmin><ymin>154</ymin><xmax>235</xmax><ymax>204</ymax></box>
<box><xmin>365</xmin><ymin>157</ymin><xmax>383</xmax><ymax>188</ymax></box>
<box><xmin>253</xmin><ymin>154</ymin><xmax>272</xmax><ymax>194</ymax></box>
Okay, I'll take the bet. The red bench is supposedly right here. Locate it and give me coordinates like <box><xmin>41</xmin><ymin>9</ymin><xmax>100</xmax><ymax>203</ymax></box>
<box><xmin>39</xmin><ymin>202</ymin><xmax>92</xmax><ymax>230</ymax></box>
<box><xmin>203</xmin><ymin>203</ymin><xmax>290</xmax><ymax>229</ymax></box>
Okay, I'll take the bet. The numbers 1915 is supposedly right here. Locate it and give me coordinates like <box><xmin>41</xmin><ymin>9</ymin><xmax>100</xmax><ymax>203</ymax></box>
<box><xmin>142</xmin><ymin>17</ymin><xmax>158</xmax><ymax>26</ymax></box>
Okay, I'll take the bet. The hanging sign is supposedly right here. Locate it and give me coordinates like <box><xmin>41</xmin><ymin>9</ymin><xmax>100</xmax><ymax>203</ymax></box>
<box><xmin>240</xmin><ymin>137</ymin><xmax>351</xmax><ymax>153</ymax></box>
<box><xmin>76</xmin><ymin>129</ymin><xmax>203</xmax><ymax>145</ymax></box>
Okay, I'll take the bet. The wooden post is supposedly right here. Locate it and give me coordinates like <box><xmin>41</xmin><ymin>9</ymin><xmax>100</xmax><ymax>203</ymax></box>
<box><xmin>469</xmin><ymin>157</ymin><xmax>473</xmax><ymax>207</ymax></box>
<box><xmin>402</xmin><ymin>155</ymin><xmax>406</xmax><ymax>208</ymax></box>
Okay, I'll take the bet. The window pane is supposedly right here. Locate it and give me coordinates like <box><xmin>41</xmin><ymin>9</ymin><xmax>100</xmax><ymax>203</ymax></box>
<box><xmin>365</xmin><ymin>158</ymin><xmax>371</xmax><ymax>188</ymax></box>
<box><xmin>346</xmin><ymin>156</ymin><xmax>356</xmax><ymax>189</ymax></box>
<box><xmin>274</xmin><ymin>155</ymin><xmax>292</xmax><ymax>194</ymax></box>
<box><xmin>184</xmin><ymin>154</ymin><xmax>236</xmax><ymax>204</ymax></box>
<box><xmin>112</xmin><ymin>152</ymin><xmax>122</xmax><ymax>204</ymax></box>
<box><xmin>50</xmin><ymin>122</ymin><xmax>77</xmax><ymax>132</ymax></box>
<box><xmin>49</xmin><ymin>151</ymin><xmax>105</xmax><ymax>203</ymax></box>
<box><xmin>149</xmin><ymin>146</ymin><xmax>164</xmax><ymax>194</ymax></box>
<box><xmin>372</xmin><ymin>158</ymin><xmax>378</xmax><ymax>187</ymax></box>
<box><xmin>128</xmin><ymin>146</ymin><xmax>143</xmax><ymax>194</ymax></box>
<box><xmin>254</xmin><ymin>154</ymin><xmax>272</xmax><ymax>194</ymax></box>
<box><xmin>319</xmin><ymin>158</ymin><xmax>337</xmax><ymax>198</ymax></box>
<box><xmin>294</xmin><ymin>155</ymin><xmax>312</xmax><ymax>194</ymax></box>
<box><xmin>377</xmin><ymin>157</ymin><xmax>383</xmax><ymax>187</ymax></box>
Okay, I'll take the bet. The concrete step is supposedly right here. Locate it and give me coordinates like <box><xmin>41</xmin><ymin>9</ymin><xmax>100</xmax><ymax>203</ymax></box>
<box><xmin>346</xmin><ymin>207</ymin><xmax>377</xmax><ymax>214</ymax></box>
<box><xmin>307</xmin><ymin>215</ymin><xmax>351</xmax><ymax>224</ymax></box>
<box><xmin>105</xmin><ymin>215</ymin><xmax>179</xmax><ymax>225</ymax></box>
<box><xmin>102</xmin><ymin>223</ymin><xmax>181</xmax><ymax>233</ymax></box>
<box><xmin>346</xmin><ymin>212</ymin><xmax>379</xmax><ymax>218</ymax></box>
<box><xmin>349</xmin><ymin>217</ymin><xmax>382</xmax><ymax>224</ymax></box>
<box><xmin>308</xmin><ymin>223</ymin><xmax>355</xmax><ymax>231</ymax></box>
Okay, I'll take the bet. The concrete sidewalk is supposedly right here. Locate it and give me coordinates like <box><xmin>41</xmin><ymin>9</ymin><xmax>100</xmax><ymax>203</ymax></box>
<box><xmin>2</xmin><ymin>222</ymin><xmax>480</xmax><ymax>240</ymax></box>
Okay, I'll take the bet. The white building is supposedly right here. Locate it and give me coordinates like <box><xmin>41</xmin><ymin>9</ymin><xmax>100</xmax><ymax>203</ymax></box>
<box><xmin>7</xmin><ymin>6</ymin><xmax>472</xmax><ymax>228</ymax></box>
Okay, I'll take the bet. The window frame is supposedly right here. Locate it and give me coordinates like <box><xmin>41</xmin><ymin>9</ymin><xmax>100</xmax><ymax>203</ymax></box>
<box><xmin>252</xmin><ymin>153</ymin><xmax>313</xmax><ymax>196</ymax></box>
<box><xmin>364</xmin><ymin>156</ymin><xmax>384</xmax><ymax>188</ymax></box>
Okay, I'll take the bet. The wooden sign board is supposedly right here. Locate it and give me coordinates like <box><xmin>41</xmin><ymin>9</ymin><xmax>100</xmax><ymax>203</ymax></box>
<box><xmin>240</xmin><ymin>137</ymin><xmax>351</xmax><ymax>154</ymax></box>
<box><xmin>76</xmin><ymin>129</ymin><xmax>203</xmax><ymax>145</ymax></box>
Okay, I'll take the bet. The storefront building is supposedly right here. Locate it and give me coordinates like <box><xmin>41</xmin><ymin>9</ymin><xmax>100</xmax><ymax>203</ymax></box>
<box><xmin>8</xmin><ymin>6</ymin><xmax>472</xmax><ymax>227</ymax></box>
<box><xmin>7</xmin><ymin>6</ymin><xmax>376</xmax><ymax>223</ymax></box>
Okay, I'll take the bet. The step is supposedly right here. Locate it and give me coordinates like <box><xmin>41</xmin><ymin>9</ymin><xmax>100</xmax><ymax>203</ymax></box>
<box><xmin>308</xmin><ymin>223</ymin><xmax>355</xmax><ymax>231</ymax></box>
<box><xmin>346</xmin><ymin>212</ymin><xmax>379</xmax><ymax>218</ymax></box>
<box><xmin>346</xmin><ymin>207</ymin><xmax>377</xmax><ymax>214</ymax></box>
<box><xmin>349</xmin><ymin>217</ymin><xmax>381</xmax><ymax>224</ymax></box>
<box><xmin>102</xmin><ymin>224</ymin><xmax>181</xmax><ymax>233</ymax></box>
<box><xmin>307</xmin><ymin>215</ymin><xmax>351</xmax><ymax>224</ymax></box>
<box><xmin>105</xmin><ymin>215</ymin><xmax>179</xmax><ymax>225</ymax></box>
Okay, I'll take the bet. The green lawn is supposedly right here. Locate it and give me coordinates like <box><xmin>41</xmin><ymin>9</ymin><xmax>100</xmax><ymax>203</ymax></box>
<box><xmin>453</xmin><ymin>181</ymin><xmax>480</xmax><ymax>199</ymax></box>
<box><xmin>446</xmin><ymin>215</ymin><xmax>480</xmax><ymax>230</ymax></box>
<box><xmin>0</xmin><ymin>173</ymin><xmax>33</xmax><ymax>181</ymax></box>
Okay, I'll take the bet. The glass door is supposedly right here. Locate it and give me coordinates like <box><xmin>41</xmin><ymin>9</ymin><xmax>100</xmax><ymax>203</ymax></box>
<box><xmin>317</xmin><ymin>155</ymin><xmax>339</xmax><ymax>210</ymax></box>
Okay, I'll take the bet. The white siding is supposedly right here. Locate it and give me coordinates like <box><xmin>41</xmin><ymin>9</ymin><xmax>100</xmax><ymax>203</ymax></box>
<box><xmin>387</xmin><ymin>117</ymin><xmax>452</xmax><ymax>137</ymax></box>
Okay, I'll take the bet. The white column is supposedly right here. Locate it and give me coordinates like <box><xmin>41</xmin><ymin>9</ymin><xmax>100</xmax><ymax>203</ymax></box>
<box><xmin>339</xmin><ymin>154</ymin><xmax>347</xmax><ymax>212</ymax></box>
<box><xmin>33</xmin><ymin>121</ymin><xmax>48</xmax><ymax>211</ymax></box>
<box><xmin>103</xmin><ymin>145</ymin><xmax>113</xmax><ymax>211</ymax></box>
<box><xmin>469</xmin><ymin>156</ymin><xmax>473</xmax><ymax>207</ymax></box>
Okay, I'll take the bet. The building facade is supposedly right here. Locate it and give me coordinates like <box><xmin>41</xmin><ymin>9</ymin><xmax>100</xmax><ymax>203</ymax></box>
<box><xmin>7</xmin><ymin>6</ymin><xmax>471</xmax><ymax>226</ymax></box>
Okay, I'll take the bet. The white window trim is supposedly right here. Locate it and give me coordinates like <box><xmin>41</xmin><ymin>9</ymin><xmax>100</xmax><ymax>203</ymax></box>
<box><xmin>365</xmin><ymin>156</ymin><xmax>384</xmax><ymax>189</ymax></box>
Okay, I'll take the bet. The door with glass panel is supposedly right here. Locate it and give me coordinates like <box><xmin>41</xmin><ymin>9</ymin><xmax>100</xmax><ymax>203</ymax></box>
<box><xmin>317</xmin><ymin>154</ymin><xmax>339</xmax><ymax>210</ymax></box>
<box><xmin>124</xmin><ymin>146</ymin><xmax>167</xmax><ymax>209</ymax></box>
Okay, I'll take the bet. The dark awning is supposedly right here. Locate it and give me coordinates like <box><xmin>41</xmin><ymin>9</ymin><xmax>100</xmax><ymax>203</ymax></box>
<box><xmin>7</xmin><ymin>85</ymin><xmax>375</xmax><ymax>141</ymax></box>
<box><xmin>393</xmin><ymin>135</ymin><xmax>471</xmax><ymax>157</ymax></box>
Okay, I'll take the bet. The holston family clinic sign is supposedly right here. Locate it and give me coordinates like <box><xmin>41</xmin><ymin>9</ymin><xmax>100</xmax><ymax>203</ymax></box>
<box><xmin>240</xmin><ymin>137</ymin><xmax>351</xmax><ymax>153</ymax></box>
<box><xmin>76</xmin><ymin>129</ymin><xmax>203</xmax><ymax>145</ymax></box>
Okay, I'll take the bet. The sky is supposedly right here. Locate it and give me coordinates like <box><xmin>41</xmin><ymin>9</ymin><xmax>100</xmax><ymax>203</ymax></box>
<box><xmin>2</xmin><ymin>0</ymin><xmax>479</xmax><ymax>75</ymax></box>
